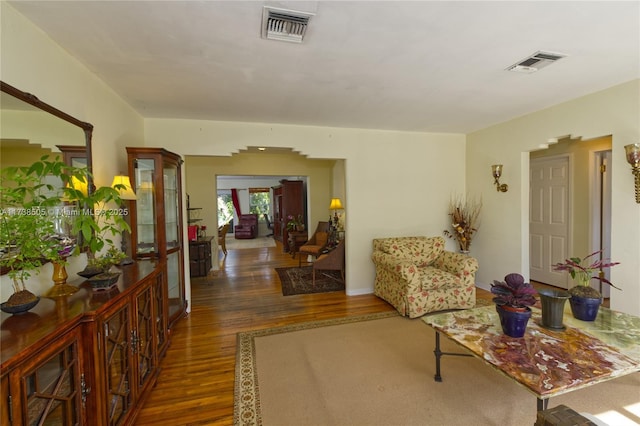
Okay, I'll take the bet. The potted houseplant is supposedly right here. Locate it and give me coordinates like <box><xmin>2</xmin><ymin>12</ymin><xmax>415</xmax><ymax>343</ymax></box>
<box><xmin>552</xmin><ymin>250</ymin><xmax>620</xmax><ymax>321</ymax></box>
<box><xmin>68</xmin><ymin>168</ymin><xmax>132</xmax><ymax>290</ymax></box>
<box><xmin>0</xmin><ymin>156</ymin><xmax>78</xmax><ymax>310</ymax></box>
<box><xmin>1</xmin><ymin>155</ymin><xmax>130</xmax><ymax>302</ymax></box>
<box><xmin>490</xmin><ymin>273</ymin><xmax>538</xmax><ymax>338</ymax></box>
<box><xmin>287</xmin><ymin>214</ymin><xmax>304</xmax><ymax>232</ymax></box>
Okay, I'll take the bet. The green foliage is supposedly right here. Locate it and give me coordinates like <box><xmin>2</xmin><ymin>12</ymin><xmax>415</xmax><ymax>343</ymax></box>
<box><xmin>68</xmin><ymin>183</ymin><xmax>131</xmax><ymax>256</ymax></box>
<box><xmin>1</xmin><ymin>155</ymin><xmax>70</xmax><ymax>286</ymax></box>
<box><xmin>88</xmin><ymin>247</ymin><xmax>128</xmax><ymax>270</ymax></box>
<box><xmin>0</xmin><ymin>155</ymin><xmax>130</xmax><ymax>290</ymax></box>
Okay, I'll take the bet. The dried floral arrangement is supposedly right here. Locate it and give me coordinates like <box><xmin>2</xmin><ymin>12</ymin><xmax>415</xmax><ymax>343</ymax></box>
<box><xmin>443</xmin><ymin>194</ymin><xmax>482</xmax><ymax>252</ymax></box>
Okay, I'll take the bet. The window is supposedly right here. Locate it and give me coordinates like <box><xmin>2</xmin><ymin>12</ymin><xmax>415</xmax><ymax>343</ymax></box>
<box><xmin>217</xmin><ymin>192</ymin><xmax>233</xmax><ymax>227</ymax></box>
<box><xmin>249</xmin><ymin>187</ymin><xmax>270</xmax><ymax>220</ymax></box>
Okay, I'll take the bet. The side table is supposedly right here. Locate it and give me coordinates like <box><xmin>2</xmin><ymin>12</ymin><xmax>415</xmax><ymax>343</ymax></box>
<box><xmin>288</xmin><ymin>231</ymin><xmax>308</xmax><ymax>259</ymax></box>
<box><xmin>189</xmin><ymin>237</ymin><xmax>214</xmax><ymax>277</ymax></box>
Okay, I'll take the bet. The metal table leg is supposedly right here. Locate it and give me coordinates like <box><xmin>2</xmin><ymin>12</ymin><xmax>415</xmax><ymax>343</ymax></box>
<box><xmin>432</xmin><ymin>330</ymin><xmax>473</xmax><ymax>382</ymax></box>
<box><xmin>537</xmin><ymin>397</ymin><xmax>549</xmax><ymax>412</ymax></box>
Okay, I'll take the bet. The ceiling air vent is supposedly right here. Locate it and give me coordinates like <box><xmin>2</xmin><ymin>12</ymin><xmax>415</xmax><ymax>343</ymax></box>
<box><xmin>261</xmin><ymin>6</ymin><xmax>314</xmax><ymax>43</ymax></box>
<box><xmin>506</xmin><ymin>51</ymin><xmax>567</xmax><ymax>74</ymax></box>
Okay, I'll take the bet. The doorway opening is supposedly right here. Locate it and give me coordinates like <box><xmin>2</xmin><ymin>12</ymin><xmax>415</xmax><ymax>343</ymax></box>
<box><xmin>528</xmin><ymin>135</ymin><xmax>612</xmax><ymax>294</ymax></box>
<box><xmin>184</xmin><ymin>147</ymin><xmax>345</xmax><ymax>267</ymax></box>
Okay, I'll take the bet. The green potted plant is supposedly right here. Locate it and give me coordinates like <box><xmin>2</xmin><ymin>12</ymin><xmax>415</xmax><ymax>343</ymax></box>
<box><xmin>1</xmin><ymin>155</ymin><xmax>130</xmax><ymax>303</ymax></box>
<box><xmin>490</xmin><ymin>273</ymin><xmax>538</xmax><ymax>338</ymax></box>
<box><xmin>72</xmin><ymin>185</ymin><xmax>130</xmax><ymax>277</ymax></box>
<box><xmin>287</xmin><ymin>214</ymin><xmax>304</xmax><ymax>232</ymax></box>
<box><xmin>0</xmin><ymin>156</ymin><xmax>77</xmax><ymax>310</ymax></box>
<box><xmin>552</xmin><ymin>250</ymin><xmax>620</xmax><ymax>321</ymax></box>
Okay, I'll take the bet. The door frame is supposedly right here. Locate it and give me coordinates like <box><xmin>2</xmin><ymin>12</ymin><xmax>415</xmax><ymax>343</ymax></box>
<box><xmin>589</xmin><ymin>149</ymin><xmax>613</xmax><ymax>297</ymax></box>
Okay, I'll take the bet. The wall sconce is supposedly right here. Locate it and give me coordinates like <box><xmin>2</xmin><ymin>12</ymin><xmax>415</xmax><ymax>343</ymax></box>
<box><xmin>491</xmin><ymin>164</ymin><xmax>508</xmax><ymax>192</ymax></box>
<box><xmin>111</xmin><ymin>175</ymin><xmax>137</xmax><ymax>264</ymax></box>
<box><xmin>624</xmin><ymin>143</ymin><xmax>640</xmax><ymax>203</ymax></box>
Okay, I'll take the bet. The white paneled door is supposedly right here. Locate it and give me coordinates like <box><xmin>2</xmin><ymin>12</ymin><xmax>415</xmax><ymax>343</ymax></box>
<box><xmin>530</xmin><ymin>156</ymin><xmax>570</xmax><ymax>288</ymax></box>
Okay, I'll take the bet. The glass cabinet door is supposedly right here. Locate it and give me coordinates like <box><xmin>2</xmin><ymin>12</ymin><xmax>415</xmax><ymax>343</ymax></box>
<box><xmin>133</xmin><ymin>158</ymin><xmax>157</xmax><ymax>256</ymax></box>
<box><xmin>128</xmin><ymin>147</ymin><xmax>186</xmax><ymax>328</ymax></box>
<box><xmin>19</xmin><ymin>327</ymin><xmax>83</xmax><ymax>425</ymax></box>
<box><xmin>103</xmin><ymin>305</ymin><xmax>132</xmax><ymax>426</ymax></box>
<box><xmin>163</xmin><ymin>163</ymin><xmax>179</xmax><ymax>251</ymax></box>
<box><xmin>166</xmin><ymin>251</ymin><xmax>183</xmax><ymax>320</ymax></box>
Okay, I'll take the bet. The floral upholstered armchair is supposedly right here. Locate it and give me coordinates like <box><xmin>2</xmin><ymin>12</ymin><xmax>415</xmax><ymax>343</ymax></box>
<box><xmin>371</xmin><ymin>236</ymin><xmax>478</xmax><ymax>318</ymax></box>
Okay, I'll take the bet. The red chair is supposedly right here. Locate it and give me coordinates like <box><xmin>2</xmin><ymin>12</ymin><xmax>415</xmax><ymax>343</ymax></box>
<box><xmin>234</xmin><ymin>214</ymin><xmax>258</xmax><ymax>239</ymax></box>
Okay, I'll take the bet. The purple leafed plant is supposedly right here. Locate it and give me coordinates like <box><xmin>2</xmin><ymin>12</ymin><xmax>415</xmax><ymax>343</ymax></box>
<box><xmin>490</xmin><ymin>273</ymin><xmax>538</xmax><ymax>308</ymax></box>
<box><xmin>552</xmin><ymin>250</ymin><xmax>621</xmax><ymax>291</ymax></box>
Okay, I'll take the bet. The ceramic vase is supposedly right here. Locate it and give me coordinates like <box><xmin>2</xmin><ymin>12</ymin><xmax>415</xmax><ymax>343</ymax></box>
<box><xmin>496</xmin><ymin>305</ymin><xmax>531</xmax><ymax>338</ymax></box>
<box><xmin>538</xmin><ymin>289</ymin><xmax>571</xmax><ymax>330</ymax></box>
<box><xmin>569</xmin><ymin>295</ymin><xmax>601</xmax><ymax>321</ymax></box>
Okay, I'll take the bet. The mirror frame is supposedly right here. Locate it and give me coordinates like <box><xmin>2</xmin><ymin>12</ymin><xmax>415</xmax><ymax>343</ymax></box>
<box><xmin>1</xmin><ymin>80</ymin><xmax>94</xmax><ymax>275</ymax></box>
<box><xmin>1</xmin><ymin>80</ymin><xmax>94</xmax><ymax>175</ymax></box>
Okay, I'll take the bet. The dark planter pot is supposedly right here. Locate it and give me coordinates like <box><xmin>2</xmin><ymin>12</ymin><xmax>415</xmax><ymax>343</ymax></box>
<box><xmin>496</xmin><ymin>305</ymin><xmax>531</xmax><ymax>338</ymax></box>
<box><xmin>0</xmin><ymin>297</ymin><xmax>40</xmax><ymax>315</ymax></box>
<box><xmin>88</xmin><ymin>272</ymin><xmax>121</xmax><ymax>291</ymax></box>
<box><xmin>569</xmin><ymin>295</ymin><xmax>601</xmax><ymax>321</ymax></box>
<box><xmin>538</xmin><ymin>289</ymin><xmax>571</xmax><ymax>331</ymax></box>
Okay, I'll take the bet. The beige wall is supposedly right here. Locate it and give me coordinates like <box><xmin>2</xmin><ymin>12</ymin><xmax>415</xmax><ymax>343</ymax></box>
<box><xmin>145</xmin><ymin>119</ymin><xmax>467</xmax><ymax>295</ymax></box>
<box><xmin>1</xmin><ymin>142</ymin><xmax>57</xmax><ymax>167</ymax></box>
<box><xmin>468</xmin><ymin>80</ymin><xmax>640</xmax><ymax>315</ymax></box>
<box><xmin>1</xmin><ymin>3</ymin><xmax>145</xmax><ymax>298</ymax></box>
<box><xmin>185</xmin><ymin>152</ymin><xmax>335</xmax><ymax>262</ymax></box>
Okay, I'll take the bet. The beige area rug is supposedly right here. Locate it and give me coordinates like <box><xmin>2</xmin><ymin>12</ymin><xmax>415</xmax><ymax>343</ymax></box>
<box><xmin>226</xmin><ymin>236</ymin><xmax>276</xmax><ymax>250</ymax></box>
<box><xmin>234</xmin><ymin>312</ymin><xmax>640</xmax><ymax>426</ymax></box>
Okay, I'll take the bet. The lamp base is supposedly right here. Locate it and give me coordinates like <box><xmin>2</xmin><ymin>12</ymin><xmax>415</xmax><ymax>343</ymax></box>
<box><xmin>45</xmin><ymin>262</ymin><xmax>78</xmax><ymax>298</ymax></box>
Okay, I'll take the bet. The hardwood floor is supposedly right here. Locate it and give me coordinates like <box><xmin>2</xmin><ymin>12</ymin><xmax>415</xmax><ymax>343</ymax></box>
<box><xmin>134</xmin><ymin>241</ymin><xmax>495</xmax><ymax>425</ymax></box>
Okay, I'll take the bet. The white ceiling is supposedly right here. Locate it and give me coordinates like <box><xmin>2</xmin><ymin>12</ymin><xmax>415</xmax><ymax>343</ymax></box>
<box><xmin>8</xmin><ymin>1</ymin><xmax>640</xmax><ymax>134</ymax></box>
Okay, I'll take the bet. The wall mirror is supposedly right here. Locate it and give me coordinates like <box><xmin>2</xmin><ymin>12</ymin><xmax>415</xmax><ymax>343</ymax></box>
<box><xmin>0</xmin><ymin>81</ymin><xmax>94</xmax><ymax>274</ymax></box>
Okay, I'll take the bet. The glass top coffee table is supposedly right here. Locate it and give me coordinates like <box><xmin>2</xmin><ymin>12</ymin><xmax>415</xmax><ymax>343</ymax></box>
<box><xmin>422</xmin><ymin>304</ymin><xmax>640</xmax><ymax>411</ymax></box>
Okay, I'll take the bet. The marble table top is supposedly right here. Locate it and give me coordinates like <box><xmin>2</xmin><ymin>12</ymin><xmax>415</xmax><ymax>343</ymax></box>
<box><xmin>422</xmin><ymin>305</ymin><xmax>640</xmax><ymax>399</ymax></box>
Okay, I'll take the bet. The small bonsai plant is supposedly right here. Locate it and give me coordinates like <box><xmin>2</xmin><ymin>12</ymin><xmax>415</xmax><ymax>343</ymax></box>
<box><xmin>61</xmin><ymin>165</ymin><xmax>130</xmax><ymax>276</ymax></box>
<box><xmin>552</xmin><ymin>250</ymin><xmax>620</xmax><ymax>299</ymax></box>
<box><xmin>490</xmin><ymin>273</ymin><xmax>538</xmax><ymax>310</ymax></box>
<box><xmin>83</xmin><ymin>247</ymin><xmax>128</xmax><ymax>275</ymax></box>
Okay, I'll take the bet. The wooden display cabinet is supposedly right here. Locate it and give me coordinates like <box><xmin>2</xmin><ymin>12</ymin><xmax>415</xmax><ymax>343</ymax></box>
<box><xmin>127</xmin><ymin>147</ymin><xmax>186</xmax><ymax>329</ymax></box>
<box><xmin>1</xmin><ymin>261</ymin><xmax>166</xmax><ymax>426</ymax></box>
<box><xmin>90</xmin><ymin>272</ymin><xmax>160</xmax><ymax>424</ymax></box>
<box><xmin>56</xmin><ymin>144</ymin><xmax>88</xmax><ymax>168</ymax></box>
<box><xmin>5</xmin><ymin>326</ymin><xmax>84</xmax><ymax>425</ymax></box>
<box><xmin>272</xmin><ymin>179</ymin><xmax>306</xmax><ymax>252</ymax></box>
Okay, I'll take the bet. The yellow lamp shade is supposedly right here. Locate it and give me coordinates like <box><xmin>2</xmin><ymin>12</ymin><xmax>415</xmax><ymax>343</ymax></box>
<box><xmin>329</xmin><ymin>198</ymin><xmax>343</xmax><ymax>210</ymax></box>
<box><xmin>111</xmin><ymin>175</ymin><xmax>137</xmax><ymax>200</ymax></box>
<box><xmin>70</xmin><ymin>176</ymin><xmax>88</xmax><ymax>196</ymax></box>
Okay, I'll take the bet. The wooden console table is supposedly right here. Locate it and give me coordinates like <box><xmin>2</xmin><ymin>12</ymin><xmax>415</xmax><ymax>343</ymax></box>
<box><xmin>1</xmin><ymin>260</ymin><xmax>179</xmax><ymax>425</ymax></box>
